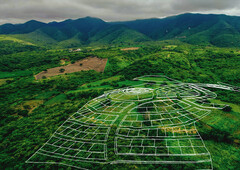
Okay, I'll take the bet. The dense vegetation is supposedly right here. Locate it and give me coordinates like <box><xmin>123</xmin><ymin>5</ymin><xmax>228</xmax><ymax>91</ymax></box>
<box><xmin>1</xmin><ymin>13</ymin><xmax>240</xmax><ymax>48</ymax></box>
<box><xmin>0</xmin><ymin>33</ymin><xmax>239</xmax><ymax>170</ymax></box>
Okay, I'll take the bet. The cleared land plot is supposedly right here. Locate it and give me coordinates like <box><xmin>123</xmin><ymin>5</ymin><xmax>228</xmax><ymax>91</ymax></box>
<box><xmin>121</xmin><ymin>47</ymin><xmax>140</xmax><ymax>51</ymax></box>
<box><xmin>35</xmin><ymin>57</ymin><xmax>108</xmax><ymax>79</ymax></box>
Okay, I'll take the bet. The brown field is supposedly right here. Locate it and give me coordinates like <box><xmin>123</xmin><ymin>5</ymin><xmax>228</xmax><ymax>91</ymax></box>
<box><xmin>121</xmin><ymin>47</ymin><xmax>140</xmax><ymax>51</ymax></box>
<box><xmin>35</xmin><ymin>57</ymin><xmax>108</xmax><ymax>80</ymax></box>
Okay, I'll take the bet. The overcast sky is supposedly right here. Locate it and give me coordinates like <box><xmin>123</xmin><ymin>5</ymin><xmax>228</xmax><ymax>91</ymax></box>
<box><xmin>1</xmin><ymin>0</ymin><xmax>240</xmax><ymax>25</ymax></box>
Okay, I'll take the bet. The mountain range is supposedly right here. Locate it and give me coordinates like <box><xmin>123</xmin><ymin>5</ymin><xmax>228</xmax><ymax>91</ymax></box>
<box><xmin>1</xmin><ymin>13</ymin><xmax>240</xmax><ymax>48</ymax></box>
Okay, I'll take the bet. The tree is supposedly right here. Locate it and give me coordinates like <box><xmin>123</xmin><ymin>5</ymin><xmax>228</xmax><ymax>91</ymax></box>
<box><xmin>59</xmin><ymin>68</ymin><xmax>65</xmax><ymax>73</ymax></box>
<box><xmin>23</xmin><ymin>105</ymin><xmax>31</xmax><ymax>110</ymax></box>
<box><xmin>18</xmin><ymin>110</ymin><xmax>28</xmax><ymax>117</ymax></box>
<box><xmin>6</xmin><ymin>80</ymin><xmax>13</xmax><ymax>84</ymax></box>
<box><xmin>222</xmin><ymin>105</ymin><xmax>232</xmax><ymax>112</ymax></box>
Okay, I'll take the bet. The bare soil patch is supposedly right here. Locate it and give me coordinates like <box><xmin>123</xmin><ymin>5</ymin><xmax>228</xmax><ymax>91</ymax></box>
<box><xmin>121</xmin><ymin>47</ymin><xmax>140</xmax><ymax>51</ymax></box>
<box><xmin>35</xmin><ymin>57</ymin><xmax>108</xmax><ymax>79</ymax></box>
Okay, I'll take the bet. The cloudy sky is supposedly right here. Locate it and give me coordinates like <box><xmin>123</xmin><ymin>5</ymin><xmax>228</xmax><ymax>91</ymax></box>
<box><xmin>1</xmin><ymin>0</ymin><xmax>240</xmax><ymax>24</ymax></box>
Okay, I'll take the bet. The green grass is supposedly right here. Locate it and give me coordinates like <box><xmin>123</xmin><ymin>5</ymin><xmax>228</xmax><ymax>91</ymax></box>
<box><xmin>136</xmin><ymin>76</ymin><xmax>170</xmax><ymax>82</ymax></box>
<box><xmin>210</xmin><ymin>99</ymin><xmax>240</xmax><ymax>112</ymax></box>
<box><xmin>200</xmin><ymin>99</ymin><xmax>240</xmax><ymax>139</ymax></box>
<box><xmin>104</xmin><ymin>59</ymin><xmax>110</xmax><ymax>72</ymax></box>
<box><xmin>1</xmin><ymin>36</ymin><xmax>240</xmax><ymax>170</ymax></box>
<box><xmin>204</xmin><ymin>140</ymin><xmax>239</xmax><ymax>169</ymax></box>
<box><xmin>34</xmin><ymin>91</ymin><xmax>59</xmax><ymax>100</ymax></box>
<box><xmin>0</xmin><ymin>35</ymin><xmax>34</xmax><ymax>45</ymax></box>
<box><xmin>67</xmin><ymin>86</ymin><xmax>112</xmax><ymax>94</ymax></box>
<box><xmin>44</xmin><ymin>94</ymin><xmax>67</xmax><ymax>105</ymax></box>
<box><xmin>81</xmin><ymin>75</ymin><xmax>122</xmax><ymax>87</ymax></box>
<box><xmin>117</xmin><ymin>80</ymin><xmax>143</xmax><ymax>86</ymax></box>
<box><xmin>0</xmin><ymin>71</ymin><xmax>33</xmax><ymax>78</ymax></box>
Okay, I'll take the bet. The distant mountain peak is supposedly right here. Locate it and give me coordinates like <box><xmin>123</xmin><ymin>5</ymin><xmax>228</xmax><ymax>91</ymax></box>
<box><xmin>84</xmin><ymin>16</ymin><xmax>100</xmax><ymax>19</ymax></box>
<box><xmin>25</xmin><ymin>20</ymin><xmax>44</xmax><ymax>24</ymax></box>
<box><xmin>0</xmin><ymin>13</ymin><xmax>240</xmax><ymax>47</ymax></box>
<box><xmin>75</xmin><ymin>16</ymin><xmax>105</xmax><ymax>22</ymax></box>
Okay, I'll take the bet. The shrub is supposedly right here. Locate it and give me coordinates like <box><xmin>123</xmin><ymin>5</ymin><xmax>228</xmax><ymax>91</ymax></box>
<box><xmin>176</xmin><ymin>93</ymin><xmax>182</xmax><ymax>100</ymax></box>
<box><xmin>6</xmin><ymin>80</ymin><xmax>13</xmax><ymax>84</ymax></box>
<box><xmin>23</xmin><ymin>105</ymin><xmax>31</xmax><ymax>110</ymax></box>
<box><xmin>59</xmin><ymin>68</ymin><xmax>65</xmax><ymax>73</ymax></box>
<box><xmin>18</xmin><ymin>110</ymin><xmax>28</xmax><ymax>117</ymax></box>
<box><xmin>222</xmin><ymin>105</ymin><xmax>232</xmax><ymax>112</ymax></box>
<box><xmin>100</xmin><ymin>82</ymin><xmax>110</xmax><ymax>86</ymax></box>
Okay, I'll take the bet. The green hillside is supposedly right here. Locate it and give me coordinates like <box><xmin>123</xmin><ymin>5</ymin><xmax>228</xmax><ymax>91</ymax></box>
<box><xmin>12</xmin><ymin>30</ymin><xmax>58</xmax><ymax>47</ymax></box>
<box><xmin>0</xmin><ymin>35</ymin><xmax>41</xmax><ymax>55</ymax></box>
<box><xmin>113</xmin><ymin>13</ymin><xmax>240</xmax><ymax>47</ymax></box>
<box><xmin>0</xmin><ymin>13</ymin><xmax>240</xmax><ymax>170</ymax></box>
<box><xmin>56</xmin><ymin>33</ymin><xmax>85</xmax><ymax>48</ymax></box>
<box><xmin>0</xmin><ymin>43</ymin><xmax>239</xmax><ymax>169</ymax></box>
<box><xmin>89</xmin><ymin>25</ymin><xmax>151</xmax><ymax>45</ymax></box>
<box><xmin>1</xmin><ymin>13</ymin><xmax>240</xmax><ymax>48</ymax></box>
<box><xmin>182</xmin><ymin>20</ymin><xmax>240</xmax><ymax>46</ymax></box>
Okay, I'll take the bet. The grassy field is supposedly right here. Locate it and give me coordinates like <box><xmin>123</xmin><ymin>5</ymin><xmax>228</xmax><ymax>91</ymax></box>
<box><xmin>0</xmin><ymin>35</ymin><xmax>34</xmax><ymax>45</ymax></box>
<box><xmin>44</xmin><ymin>94</ymin><xmax>67</xmax><ymax>105</ymax></box>
<box><xmin>0</xmin><ymin>71</ymin><xmax>33</xmax><ymax>78</ymax></box>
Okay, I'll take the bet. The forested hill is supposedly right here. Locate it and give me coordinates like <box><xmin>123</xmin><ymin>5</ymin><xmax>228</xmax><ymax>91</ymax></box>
<box><xmin>1</xmin><ymin>13</ymin><xmax>240</xmax><ymax>47</ymax></box>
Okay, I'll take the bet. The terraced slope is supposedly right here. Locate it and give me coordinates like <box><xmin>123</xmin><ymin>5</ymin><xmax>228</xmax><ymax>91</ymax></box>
<box><xmin>26</xmin><ymin>75</ymin><xmax>239</xmax><ymax>169</ymax></box>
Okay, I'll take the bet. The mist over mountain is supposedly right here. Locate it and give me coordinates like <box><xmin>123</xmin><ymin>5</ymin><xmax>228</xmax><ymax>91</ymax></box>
<box><xmin>1</xmin><ymin>13</ymin><xmax>240</xmax><ymax>47</ymax></box>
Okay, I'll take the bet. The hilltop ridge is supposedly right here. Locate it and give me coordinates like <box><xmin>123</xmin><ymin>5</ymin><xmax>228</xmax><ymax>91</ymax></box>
<box><xmin>0</xmin><ymin>13</ymin><xmax>240</xmax><ymax>47</ymax></box>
